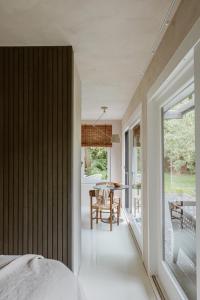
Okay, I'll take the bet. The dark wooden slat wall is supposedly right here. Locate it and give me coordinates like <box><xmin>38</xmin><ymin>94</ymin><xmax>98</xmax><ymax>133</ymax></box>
<box><xmin>0</xmin><ymin>46</ymin><xmax>73</xmax><ymax>267</ymax></box>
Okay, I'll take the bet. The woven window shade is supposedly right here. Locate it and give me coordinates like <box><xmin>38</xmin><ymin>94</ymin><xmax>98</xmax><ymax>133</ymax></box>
<box><xmin>133</xmin><ymin>124</ymin><xmax>140</xmax><ymax>147</ymax></box>
<box><xmin>82</xmin><ymin>124</ymin><xmax>112</xmax><ymax>147</ymax></box>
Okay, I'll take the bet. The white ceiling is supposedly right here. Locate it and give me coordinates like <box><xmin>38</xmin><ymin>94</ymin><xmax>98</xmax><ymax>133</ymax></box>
<box><xmin>0</xmin><ymin>0</ymin><xmax>176</xmax><ymax>120</ymax></box>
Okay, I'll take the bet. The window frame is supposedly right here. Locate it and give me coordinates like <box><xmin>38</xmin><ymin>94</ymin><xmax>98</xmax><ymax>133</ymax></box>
<box><xmin>122</xmin><ymin>104</ymin><xmax>143</xmax><ymax>251</ymax></box>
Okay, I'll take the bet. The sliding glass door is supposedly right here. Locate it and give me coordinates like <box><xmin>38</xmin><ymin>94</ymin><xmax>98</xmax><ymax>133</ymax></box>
<box><xmin>124</xmin><ymin>121</ymin><xmax>143</xmax><ymax>249</ymax></box>
<box><xmin>132</xmin><ymin>124</ymin><xmax>142</xmax><ymax>232</ymax></box>
<box><xmin>124</xmin><ymin>130</ymin><xmax>129</xmax><ymax>210</ymax></box>
<box><xmin>162</xmin><ymin>94</ymin><xmax>196</xmax><ymax>300</ymax></box>
<box><xmin>148</xmin><ymin>44</ymin><xmax>200</xmax><ymax>300</ymax></box>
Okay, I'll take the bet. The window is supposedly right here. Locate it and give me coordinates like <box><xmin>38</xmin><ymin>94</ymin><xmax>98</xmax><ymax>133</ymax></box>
<box><xmin>124</xmin><ymin>130</ymin><xmax>129</xmax><ymax>209</ymax></box>
<box><xmin>82</xmin><ymin>147</ymin><xmax>110</xmax><ymax>183</ymax></box>
<box><xmin>124</xmin><ymin>122</ymin><xmax>143</xmax><ymax>248</ymax></box>
<box><xmin>132</xmin><ymin>124</ymin><xmax>142</xmax><ymax>229</ymax></box>
<box><xmin>162</xmin><ymin>94</ymin><xmax>196</xmax><ymax>300</ymax></box>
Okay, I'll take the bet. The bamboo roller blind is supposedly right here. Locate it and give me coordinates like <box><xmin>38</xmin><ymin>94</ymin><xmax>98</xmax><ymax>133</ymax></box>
<box><xmin>81</xmin><ymin>124</ymin><xmax>112</xmax><ymax>147</ymax></box>
<box><xmin>133</xmin><ymin>124</ymin><xmax>141</xmax><ymax>147</ymax></box>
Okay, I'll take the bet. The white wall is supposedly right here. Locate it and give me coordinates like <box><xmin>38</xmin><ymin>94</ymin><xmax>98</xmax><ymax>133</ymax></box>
<box><xmin>109</xmin><ymin>120</ymin><xmax>122</xmax><ymax>183</ymax></box>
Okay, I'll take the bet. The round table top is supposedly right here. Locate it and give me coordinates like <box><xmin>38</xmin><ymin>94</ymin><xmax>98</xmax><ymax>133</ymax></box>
<box><xmin>93</xmin><ymin>184</ymin><xmax>130</xmax><ymax>191</ymax></box>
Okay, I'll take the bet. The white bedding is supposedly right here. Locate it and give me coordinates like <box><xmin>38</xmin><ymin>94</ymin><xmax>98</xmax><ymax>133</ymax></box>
<box><xmin>0</xmin><ymin>255</ymin><xmax>86</xmax><ymax>300</ymax></box>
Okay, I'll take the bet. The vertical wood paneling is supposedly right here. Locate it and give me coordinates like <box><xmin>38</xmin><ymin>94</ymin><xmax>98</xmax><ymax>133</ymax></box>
<box><xmin>52</xmin><ymin>47</ymin><xmax>58</xmax><ymax>260</ymax></box>
<box><xmin>18</xmin><ymin>47</ymin><xmax>24</xmax><ymax>254</ymax></box>
<box><xmin>23</xmin><ymin>48</ymin><xmax>29</xmax><ymax>254</ymax></box>
<box><xmin>67</xmin><ymin>48</ymin><xmax>73</xmax><ymax>267</ymax></box>
<box><xmin>47</xmin><ymin>47</ymin><xmax>53</xmax><ymax>259</ymax></box>
<box><xmin>13</xmin><ymin>48</ymin><xmax>19</xmax><ymax>254</ymax></box>
<box><xmin>43</xmin><ymin>47</ymin><xmax>48</xmax><ymax>258</ymax></box>
<box><xmin>0</xmin><ymin>46</ymin><xmax>73</xmax><ymax>266</ymax></box>
<box><xmin>4</xmin><ymin>48</ymin><xmax>9</xmax><ymax>254</ymax></box>
<box><xmin>57</xmin><ymin>47</ymin><xmax>63</xmax><ymax>262</ymax></box>
<box><xmin>38</xmin><ymin>47</ymin><xmax>43</xmax><ymax>255</ymax></box>
<box><xmin>33</xmin><ymin>48</ymin><xmax>39</xmax><ymax>255</ymax></box>
<box><xmin>28</xmin><ymin>47</ymin><xmax>33</xmax><ymax>253</ymax></box>
<box><xmin>8</xmin><ymin>48</ymin><xmax>14</xmax><ymax>254</ymax></box>
<box><xmin>62</xmin><ymin>47</ymin><xmax>68</xmax><ymax>265</ymax></box>
<box><xmin>0</xmin><ymin>48</ymin><xmax>4</xmax><ymax>254</ymax></box>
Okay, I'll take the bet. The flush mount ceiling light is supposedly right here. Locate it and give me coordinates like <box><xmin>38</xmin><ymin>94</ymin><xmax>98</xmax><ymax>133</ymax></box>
<box><xmin>101</xmin><ymin>106</ymin><xmax>108</xmax><ymax>113</ymax></box>
<box><xmin>93</xmin><ymin>106</ymin><xmax>120</xmax><ymax>144</ymax></box>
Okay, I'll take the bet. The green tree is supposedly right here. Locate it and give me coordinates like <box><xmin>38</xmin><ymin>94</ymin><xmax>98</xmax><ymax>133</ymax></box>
<box><xmin>164</xmin><ymin>110</ymin><xmax>195</xmax><ymax>174</ymax></box>
<box><xmin>85</xmin><ymin>147</ymin><xmax>108</xmax><ymax>179</ymax></box>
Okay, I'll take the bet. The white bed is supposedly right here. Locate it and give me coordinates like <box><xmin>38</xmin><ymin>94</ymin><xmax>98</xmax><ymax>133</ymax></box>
<box><xmin>0</xmin><ymin>254</ymin><xmax>86</xmax><ymax>300</ymax></box>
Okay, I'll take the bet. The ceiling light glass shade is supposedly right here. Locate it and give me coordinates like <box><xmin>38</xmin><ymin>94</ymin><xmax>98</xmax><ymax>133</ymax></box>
<box><xmin>111</xmin><ymin>134</ymin><xmax>120</xmax><ymax>143</ymax></box>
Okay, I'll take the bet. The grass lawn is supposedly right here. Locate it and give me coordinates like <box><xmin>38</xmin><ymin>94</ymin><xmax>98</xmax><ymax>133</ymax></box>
<box><xmin>164</xmin><ymin>172</ymin><xmax>195</xmax><ymax>196</ymax></box>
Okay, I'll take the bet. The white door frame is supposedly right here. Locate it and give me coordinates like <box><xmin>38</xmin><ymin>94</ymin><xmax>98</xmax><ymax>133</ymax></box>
<box><xmin>129</xmin><ymin>119</ymin><xmax>143</xmax><ymax>250</ymax></box>
<box><xmin>194</xmin><ymin>41</ymin><xmax>200</xmax><ymax>300</ymax></box>
<box><xmin>122</xmin><ymin>104</ymin><xmax>143</xmax><ymax>250</ymax></box>
<box><xmin>146</xmin><ymin>15</ymin><xmax>200</xmax><ymax>299</ymax></box>
<box><xmin>147</xmin><ymin>43</ymin><xmax>200</xmax><ymax>299</ymax></box>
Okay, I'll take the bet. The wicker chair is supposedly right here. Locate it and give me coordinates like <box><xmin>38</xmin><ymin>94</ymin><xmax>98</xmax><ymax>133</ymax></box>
<box><xmin>96</xmin><ymin>181</ymin><xmax>121</xmax><ymax>214</ymax></box>
<box><xmin>89</xmin><ymin>188</ymin><xmax>120</xmax><ymax>231</ymax></box>
<box><xmin>169</xmin><ymin>201</ymin><xmax>196</xmax><ymax>265</ymax></box>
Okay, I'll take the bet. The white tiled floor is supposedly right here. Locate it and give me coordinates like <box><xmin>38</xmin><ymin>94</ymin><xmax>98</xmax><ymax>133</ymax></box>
<box><xmin>78</xmin><ymin>208</ymin><xmax>156</xmax><ymax>300</ymax></box>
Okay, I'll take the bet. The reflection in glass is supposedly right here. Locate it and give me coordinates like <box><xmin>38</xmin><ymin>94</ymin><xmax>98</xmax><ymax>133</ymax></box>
<box><xmin>162</xmin><ymin>94</ymin><xmax>196</xmax><ymax>300</ymax></box>
<box><xmin>132</xmin><ymin>124</ymin><xmax>142</xmax><ymax>230</ymax></box>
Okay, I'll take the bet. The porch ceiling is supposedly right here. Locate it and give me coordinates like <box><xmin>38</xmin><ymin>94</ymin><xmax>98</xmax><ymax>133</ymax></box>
<box><xmin>0</xmin><ymin>0</ymin><xmax>178</xmax><ymax>119</ymax></box>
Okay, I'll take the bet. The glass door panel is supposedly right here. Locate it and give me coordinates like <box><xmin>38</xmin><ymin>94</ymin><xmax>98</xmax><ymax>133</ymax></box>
<box><xmin>132</xmin><ymin>124</ymin><xmax>142</xmax><ymax>231</ymax></box>
<box><xmin>125</xmin><ymin>130</ymin><xmax>129</xmax><ymax>210</ymax></box>
<box><xmin>162</xmin><ymin>94</ymin><xmax>196</xmax><ymax>300</ymax></box>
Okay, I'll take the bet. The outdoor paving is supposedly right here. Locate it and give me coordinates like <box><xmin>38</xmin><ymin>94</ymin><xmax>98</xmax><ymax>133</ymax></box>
<box><xmin>165</xmin><ymin>193</ymin><xmax>196</xmax><ymax>300</ymax></box>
